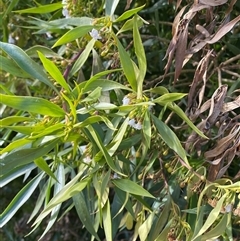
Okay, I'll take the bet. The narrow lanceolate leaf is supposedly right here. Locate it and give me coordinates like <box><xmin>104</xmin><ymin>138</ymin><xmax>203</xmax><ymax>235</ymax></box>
<box><xmin>0</xmin><ymin>139</ymin><xmax>59</xmax><ymax>176</ymax></box>
<box><xmin>0</xmin><ymin>172</ymin><xmax>44</xmax><ymax>228</ymax></box>
<box><xmin>143</xmin><ymin>111</ymin><xmax>151</xmax><ymax>148</ymax></box>
<box><xmin>115</xmin><ymin>36</ymin><xmax>137</xmax><ymax>91</ymax></box>
<box><xmin>133</xmin><ymin>14</ymin><xmax>146</xmax><ymax>98</ymax></box>
<box><xmin>105</xmin><ymin>0</ymin><xmax>120</xmax><ymax>17</ymax></box>
<box><xmin>167</xmin><ymin>103</ymin><xmax>207</xmax><ymax>139</ymax></box>
<box><xmin>73</xmin><ymin>192</ymin><xmax>101</xmax><ymax>241</ymax></box>
<box><xmin>52</xmin><ymin>25</ymin><xmax>94</xmax><ymax>48</ymax></box>
<box><xmin>69</xmin><ymin>38</ymin><xmax>96</xmax><ymax>77</ymax></box>
<box><xmin>0</xmin><ymin>56</ymin><xmax>30</xmax><ymax>78</ymax></box>
<box><xmin>34</xmin><ymin>158</ymin><xmax>58</xmax><ymax>182</ymax></box>
<box><xmin>151</xmin><ymin>114</ymin><xmax>189</xmax><ymax>166</ymax></box>
<box><xmin>38</xmin><ymin>51</ymin><xmax>70</xmax><ymax>93</ymax></box>
<box><xmin>13</xmin><ymin>2</ymin><xmax>63</xmax><ymax>13</ymax></box>
<box><xmin>112</xmin><ymin>179</ymin><xmax>155</xmax><ymax>198</ymax></box>
<box><xmin>207</xmin><ymin>15</ymin><xmax>240</xmax><ymax>44</ymax></box>
<box><xmin>38</xmin><ymin>163</ymin><xmax>65</xmax><ymax>240</ymax></box>
<box><xmin>0</xmin><ymin>42</ymin><xmax>57</xmax><ymax>91</ymax></box>
<box><xmin>33</xmin><ymin>171</ymin><xmax>87</xmax><ymax>225</ymax></box>
<box><xmin>114</xmin><ymin>4</ymin><xmax>145</xmax><ymax>22</ymax></box>
<box><xmin>87</xmin><ymin>125</ymin><xmax>124</xmax><ymax>176</ymax></box>
<box><xmin>153</xmin><ymin>93</ymin><xmax>187</xmax><ymax>105</ymax></box>
<box><xmin>0</xmin><ymin>94</ymin><xmax>65</xmax><ymax>117</ymax></box>
<box><xmin>103</xmin><ymin>199</ymin><xmax>112</xmax><ymax>241</ymax></box>
<box><xmin>192</xmin><ymin>193</ymin><xmax>227</xmax><ymax>240</ymax></box>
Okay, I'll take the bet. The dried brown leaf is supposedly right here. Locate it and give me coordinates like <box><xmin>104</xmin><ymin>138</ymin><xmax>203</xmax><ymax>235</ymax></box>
<box><xmin>206</xmin><ymin>15</ymin><xmax>240</xmax><ymax>44</ymax></box>
<box><xmin>174</xmin><ymin>20</ymin><xmax>189</xmax><ymax>84</ymax></box>
<box><xmin>199</xmin><ymin>0</ymin><xmax>228</xmax><ymax>6</ymax></box>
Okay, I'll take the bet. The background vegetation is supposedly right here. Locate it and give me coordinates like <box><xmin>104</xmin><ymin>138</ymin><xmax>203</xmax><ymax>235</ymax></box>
<box><xmin>1</xmin><ymin>0</ymin><xmax>240</xmax><ymax>240</ymax></box>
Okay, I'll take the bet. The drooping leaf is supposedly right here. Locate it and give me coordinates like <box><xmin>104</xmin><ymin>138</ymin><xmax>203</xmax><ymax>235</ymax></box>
<box><xmin>0</xmin><ymin>139</ymin><xmax>59</xmax><ymax>176</ymax></box>
<box><xmin>0</xmin><ymin>56</ymin><xmax>30</xmax><ymax>78</ymax></box>
<box><xmin>192</xmin><ymin>194</ymin><xmax>227</xmax><ymax>240</ymax></box>
<box><xmin>0</xmin><ymin>94</ymin><xmax>65</xmax><ymax>117</ymax></box>
<box><xmin>0</xmin><ymin>172</ymin><xmax>45</xmax><ymax>228</ymax></box>
<box><xmin>73</xmin><ymin>192</ymin><xmax>101</xmax><ymax>241</ymax></box>
<box><xmin>13</xmin><ymin>2</ymin><xmax>63</xmax><ymax>13</ymax></box>
<box><xmin>151</xmin><ymin>114</ymin><xmax>189</xmax><ymax>166</ymax></box>
<box><xmin>34</xmin><ymin>158</ymin><xmax>58</xmax><ymax>182</ymax></box>
<box><xmin>38</xmin><ymin>163</ymin><xmax>65</xmax><ymax>240</ymax></box>
<box><xmin>0</xmin><ymin>42</ymin><xmax>57</xmax><ymax>91</ymax></box>
<box><xmin>102</xmin><ymin>199</ymin><xmax>112</xmax><ymax>241</ymax></box>
<box><xmin>112</xmin><ymin>179</ymin><xmax>155</xmax><ymax>198</ymax></box>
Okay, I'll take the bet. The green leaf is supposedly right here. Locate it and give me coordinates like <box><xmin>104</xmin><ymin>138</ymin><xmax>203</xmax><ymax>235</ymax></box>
<box><xmin>192</xmin><ymin>194</ymin><xmax>227</xmax><ymax>240</ymax></box>
<box><xmin>151</xmin><ymin>114</ymin><xmax>189</xmax><ymax>166</ymax></box>
<box><xmin>200</xmin><ymin>213</ymin><xmax>229</xmax><ymax>240</ymax></box>
<box><xmin>0</xmin><ymin>94</ymin><xmax>65</xmax><ymax>117</ymax></box>
<box><xmin>105</xmin><ymin>0</ymin><xmax>120</xmax><ymax>17</ymax></box>
<box><xmin>87</xmin><ymin>125</ymin><xmax>124</xmax><ymax>176</ymax></box>
<box><xmin>26</xmin><ymin>45</ymin><xmax>61</xmax><ymax>58</ymax></box>
<box><xmin>149</xmin><ymin>196</ymin><xmax>171</xmax><ymax>240</ymax></box>
<box><xmin>73</xmin><ymin>192</ymin><xmax>101</xmax><ymax>241</ymax></box>
<box><xmin>69</xmin><ymin>38</ymin><xmax>96</xmax><ymax>77</ymax></box>
<box><xmin>0</xmin><ymin>56</ymin><xmax>30</xmax><ymax>78</ymax></box>
<box><xmin>38</xmin><ymin>51</ymin><xmax>70</xmax><ymax>93</ymax></box>
<box><xmin>114</xmin><ymin>5</ymin><xmax>145</xmax><ymax>22</ymax></box>
<box><xmin>117</xmin><ymin>17</ymin><xmax>143</xmax><ymax>35</ymax></box>
<box><xmin>38</xmin><ymin>163</ymin><xmax>65</xmax><ymax>240</ymax></box>
<box><xmin>0</xmin><ymin>139</ymin><xmax>59</xmax><ymax>176</ymax></box>
<box><xmin>103</xmin><ymin>199</ymin><xmax>112</xmax><ymax>241</ymax></box>
<box><xmin>154</xmin><ymin>93</ymin><xmax>187</xmax><ymax>105</ymax></box>
<box><xmin>82</xmin><ymin>86</ymin><xmax>102</xmax><ymax>103</ymax></box>
<box><xmin>0</xmin><ymin>42</ymin><xmax>57</xmax><ymax>91</ymax></box>
<box><xmin>52</xmin><ymin>25</ymin><xmax>94</xmax><ymax>48</ymax></box>
<box><xmin>0</xmin><ymin>163</ymin><xmax>36</xmax><ymax>187</ymax></box>
<box><xmin>112</xmin><ymin>179</ymin><xmax>155</xmax><ymax>198</ymax></box>
<box><xmin>0</xmin><ymin>125</ymin><xmax>44</xmax><ymax>136</ymax></box>
<box><xmin>13</xmin><ymin>3</ymin><xmax>63</xmax><ymax>13</ymax></box>
<box><xmin>34</xmin><ymin>158</ymin><xmax>58</xmax><ymax>182</ymax></box>
<box><xmin>33</xmin><ymin>172</ymin><xmax>88</xmax><ymax>225</ymax></box>
<box><xmin>108</xmin><ymin>117</ymin><xmax>129</xmax><ymax>156</ymax></box>
<box><xmin>133</xmin><ymin>14</ymin><xmax>146</xmax><ymax>98</ymax></box>
<box><xmin>0</xmin><ymin>172</ymin><xmax>44</xmax><ymax>228</ymax></box>
<box><xmin>167</xmin><ymin>103</ymin><xmax>208</xmax><ymax>139</ymax></box>
<box><xmin>115</xmin><ymin>36</ymin><xmax>137</xmax><ymax>91</ymax></box>
<box><xmin>143</xmin><ymin>111</ymin><xmax>151</xmax><ymax>148</ymax></box>
<box><xmin>139</xmin><ymin>212</ymin><xmax>155</xmax><ymax>241</ymax></box>
<box><xmin>0</xmin><ymin>116</ymin><xmax>34</xmax><ymax>126</ymax></box>
<box><xmin>0</xmin><ymin>138</ymin><xmax>33</xmax><ymax>155</ymax></box>
<box><xmin>114</xmin><ymin>187</ymin><xmax>135</xmax><ymax>218</ymax></box>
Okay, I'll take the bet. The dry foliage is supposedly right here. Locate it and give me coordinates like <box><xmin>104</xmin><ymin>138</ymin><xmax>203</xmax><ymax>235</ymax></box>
<box><xmin>164</xmin><ymin>0</ymin><xmax>240</xmax><ymax>181</ymax></box>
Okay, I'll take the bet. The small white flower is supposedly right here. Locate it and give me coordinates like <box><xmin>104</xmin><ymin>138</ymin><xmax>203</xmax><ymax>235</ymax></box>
<box><xmin>8</xmin><ymin>35</ymin><xmax>15</xmax><ymax>44</ymax></box>
<box><xmin>128</xmin><ymin>118</ymin><xmax>136</xmax><ymax>127</ymax></box>
<box><xmin>134</xmin><ymin>121</ymin><xmax>142</xmax><ymax>130</ymax></box>
<box><xmin>89</xmin><ymin>29</ymin><xmax>102</xmax><ymax>40</ymax></box>
<box><xmin>83</xmin><ymin>156</ymin><xmax>92</xmax><ymax>164</ymax></box>
<box><xmin>62</xmin><ymin>0</ymin><xmax>67</xmax><ymax>4</ymax></box>
<box><xmin>225</xmin><ymin>204</ymin><xmax>232</xmax><ymax>213</ymax></box>
<box><xmin>46</xmin><ymin>32</ymin><xmax>53</xmax><ymax>39</ymax></box>
<box><xmin>62</xmin><ymin>7</ymin><xmax>70</xmax><ymax>18</ymax></box>
<box><xmin>113</xmin><ymin>173</ymin><xmax>120</xmax><ymax>179</ymax></box>
<box><xmin>122</xmin><ymin>96</ymin><xmax>130</xmax><ymax>105</ymax></box>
